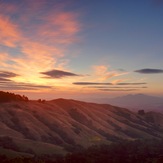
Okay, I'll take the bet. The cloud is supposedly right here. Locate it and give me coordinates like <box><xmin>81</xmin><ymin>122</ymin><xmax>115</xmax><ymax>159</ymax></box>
<box><xmin>111</xmin><ymin>79</ymin><xmax>127</xmax><ymax>85</ymax></box>
<box><xmin>93</xmin><ymin>65</ymin><xmax>108</xmax><ymax>76</ymax></box>
<box><xmin>0</xmin><ymin>86</ymin><xmax>51</xmax><ymax>91</ymax></box>
<box><xmin>92</xmin><ymin>65</ymin><xmax>128</xmax><ymax>81</ymax></box>
<box><xmin>75</xmin><ymin>82</ymin><xmax>147</xmax><ymax>92</ymax></box>
<box><xmin>39</xmin><ymin>12</ymin><xmax>80</xmax><ymax>45</ymax></box>
<box><xmin>0</xmin><ymin>14</ymin><xmax>21</xmax><ymax>47</ymax></box>
<box><xmin>0</xmin><ymin>53</ymin><xmax>9</xmax><ymax>66</ymax></box>
<box><xmin>73</xmin><ymin>82</ymin><xmax>147</xmax><ymax>85</ymax></box>
<box><xmin>14</xmin><ymin>83</ymin><xmax>52</xmax><ymax>90</ymax></box>
<box><xmin>135</xmin><ymin>68</ymin><xmax>163</xmax><ymax>74</ymax></box>
<box><xmin>0</xmin><ymin>70</ymin><xmax>52</xmax><ymax>90</ymax></box>
<box><xmin>0</xmin><ymin>71</ymin><xmax>19</xmax><ymax>78</ymax></box>
<box><xmin>86</xmin><ymin>86</ymin><xmax>147</xmax><ymax>89</ymax></box>
<box><xmin>14</xmin><ymin>41</ymin><xmax>62</xmax><ymax>71</ymax></box>
<box><xmin>117</xmin><ymin>82</ymin><xmax>147</xmax><ymax>85</ymax></box>
<box><xmin>0</xmin><ymin>2</ymin><xmax>18</xmax><ymax>15</ymax></box>
<box><xmin>0</xmin><ymin>0</ymin><xmax>81</xmax><ymax>88</ymax></box>
<box><xmin>41</xmin><ymin>69</ymin><xmax>81</xmax><ymax>79</ymax></box>
<box><xmin>0</xmin><ymin>80</ymin><xmax>52</xmax><ymax>91</ymax></box>
<box><xmin>0</xmin><ymin>78</ymin><xmax>12</xmax><ymax>82</ymax></box>
<box><xmin>73</xmin><ymin>82</ymin><xmax>113</xmax><ymax>85</ymax></box>
<box><xmin>98</xmin><ymin>89</ymin><xmax>138</xmax><ymax>92</ymax></box>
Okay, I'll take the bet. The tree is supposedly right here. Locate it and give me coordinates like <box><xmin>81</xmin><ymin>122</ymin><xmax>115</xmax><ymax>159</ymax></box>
<box><xmin>138</xmin><ymin>110</ymin><xmax>145</xmax><ymax>116</ymax></box>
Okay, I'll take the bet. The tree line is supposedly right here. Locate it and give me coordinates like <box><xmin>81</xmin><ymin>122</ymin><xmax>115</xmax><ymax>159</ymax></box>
<box><xmin>0</xmin><ymin>91</ymin><xmax>28</xmax><ymax>103</ymax></box>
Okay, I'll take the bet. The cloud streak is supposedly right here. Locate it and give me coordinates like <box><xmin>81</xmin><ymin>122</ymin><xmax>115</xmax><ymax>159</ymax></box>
<box><xmin>0</xmin><ymin>14</ymin><xmax>21</xmax><ymax>47</ymax></box>
<box><xmin>92</xmin><ymin>65</ymin><xmax>128</xmax><ymax>81</ymax></box>
<box><xmin>73</xmin><ymin>82</ymin><xmax>113</xmax><ymax>85</ymax></box>
<box><xmin>0</xmin><ymin>78</ymin><xmax>12</xmax><ymax>82</ymax></box>
<box><xmin>0</xmin><ymin>70</ymin><xmax>52</xmax><ymax>90</ymax></box>
<box><xmin>0</xmin><ymin>0</ymin><xmax>81</xmax><ymax>89</ymax></box>
<box><xmin>116</xmin><ymin>82</ymin><xmax>147</xmax><ymax>85</ymax></box>
<box><xmin>98</xmin><ymin>89</ymin><xmax>138</xmax><ymax>92</ymax></box>
<box><xmin>0</xmin><ymin>71</ymin><xmax>19</xmax><ymax>78</ymax></box>
<box><xmin>86</xmin><ymin>86</ymin><xmax>147</xmax><ymax>89</ymax></box>
<box><xmin>74</xmin><ymin>82</ymin><xmax>147</xmax><ymax>92</ymax></box>
<box><xmin>135</xmin><ymin>68</ymin><xmax>163</xmax><ymax>74</ymax></box>
<box><xmin>41</xmin><ymin>69</ymin><xmax>81</xmax><ymax>79</ymax></box>
<box><xmin>73</xmin><ymin>82</ymin><xmax>147</xmax><ymax>85</ymax></box>
<box><xmin>0</xmin><ymin>80</ymin><xmax>52</xmax><ymax>91</ymax></box>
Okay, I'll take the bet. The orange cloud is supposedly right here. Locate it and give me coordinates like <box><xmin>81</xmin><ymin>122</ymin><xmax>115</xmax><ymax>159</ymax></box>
<box><xmin>0</xmin><ymin>15</ymin><xmax>21</xmax><ymax>47</ymax></box>
<box><xmin>111</xmin><ymin>79</ymin><xmax>127</xmax><ymax>85</ymax></box>
<box><xmin>93</xmin><ymin>65</ymin><xmax>108</xmax><ymax>76</ymax></box>
<box><xmin>92</xmin><ymin>65</ymin><xmax>128</xmax><ymax>81</ymax></box>
<box><xmin>0</xmin><ymin>1</ymin><xmax>81</xmax><ymax>90</ymax></box>
<box><xmin>12</xmin><ymin>42</ymin><xmax>62</xmax><ymax>72</ymax></box>
<box><xmin>37</xmin><ymin>12</ymin><xmax>80</xmax><ymax>45</ymax></box>
<box><xmin>0</xmin><ymin>53</ymin><xmax>10</xmax><ymax>67</ymax></box>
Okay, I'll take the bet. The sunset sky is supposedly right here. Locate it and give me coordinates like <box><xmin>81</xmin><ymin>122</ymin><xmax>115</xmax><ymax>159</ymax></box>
<box><xmin>0</xmin><ymin>0</ymin><xmax>163</xmax><ymax>99</ymax></box>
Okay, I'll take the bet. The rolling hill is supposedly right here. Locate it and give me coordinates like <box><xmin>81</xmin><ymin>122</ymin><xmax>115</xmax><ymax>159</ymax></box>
<box><xmin>0</xmin><ymin>92</ymin><xmax>163</xmax><ymax>158</ymax></box>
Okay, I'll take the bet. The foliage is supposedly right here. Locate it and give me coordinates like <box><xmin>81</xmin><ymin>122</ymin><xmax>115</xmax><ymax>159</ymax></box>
<box><xmin>1</xmin><ymin>139</ymin><xmax>163</xmax><ymax>163</ymax></box>
<box><xmin>0</xmin><ymin>91</ymin><xmax>28</xmax><ymax>103</ymax></box>
<box><xmin>138</xmin><ymin>110</ymin><xmax>145</xmax><ymax>116</ymax></box>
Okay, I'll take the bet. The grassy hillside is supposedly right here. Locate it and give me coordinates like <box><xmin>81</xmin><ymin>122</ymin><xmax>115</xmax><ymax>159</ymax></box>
<box><xmin>0</xmin><ymin>91</ymin><xmax>163</xmax><ymax>159</ymax></box>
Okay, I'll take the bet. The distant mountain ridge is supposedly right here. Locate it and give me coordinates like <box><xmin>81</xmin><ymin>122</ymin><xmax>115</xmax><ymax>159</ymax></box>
<box><xmin>0</xmin><ymin>91</ymin><xmax>163</xmax><ymax>157</ymax></box>
<box><xmin>95</xmin><ymin>94</ymin><xmax>163</xmax><ymax>113</ymax></box>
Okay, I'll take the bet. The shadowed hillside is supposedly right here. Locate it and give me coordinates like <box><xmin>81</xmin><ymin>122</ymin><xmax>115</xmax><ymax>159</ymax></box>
<box><xmin>0</xmin><ymin>91</ymin><xmax>163</xmax><ymax>160</ymax></box>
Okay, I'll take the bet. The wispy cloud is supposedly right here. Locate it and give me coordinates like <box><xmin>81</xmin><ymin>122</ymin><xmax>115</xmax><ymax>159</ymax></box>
<box><xmin>0</xmin><ymin>2</ymin><xmax>18</xmax><ymax>15</ymax></box>
<box><xmin>98</xmin><ymin>89</ymin><xmax>138</xmax><ymax>92</ymax></box>
<box><xmin>0</xmin><ymin>53</ymin><xmax>12</xmax><ymax>67</ymax></box>
<box><xmin>0</xmin><ymin>78</ymin><xmax>12</xmax><ymax>82</ymax></box>
<box><xmin>73</xmin><ymin>82</ymin><xmax>147</xmax><ymax>85</ymax></box>
<box><xmin>0</xmin><ymin>70</ymin><xmax>52</xmax><ymax>90</ymax></box>
<box><xmin>135</xmin><ymin>68</ymin><xmax>163</xmax><ymax>74</ymax></box>
<box><xmin>0</xmin><ymin>71</ymin><xmax>19</xmax><ymax>78</ymax></box>
<box><xmin>92</xmin><ymin>65</ymin><xmax>128</xmax><ymax>81</ymax></box>
<box><xmin>86</xmin><ymin>86</ymin><xmax>147</xmax><ymax>89</ymax></box>
<box><xmin>0</xmin><ymin>0</ymin><xmax>81</xmax><ymax>90</ymax></box>
<box><xmin>0</xmin><ymin>80</ymin><xmax>52</xmax><ymax>91</ymax></box>
<box><xmin>39</xmin><ymin>12</ymin><xmax>80</xmax><ymax>45</ymax></box>
<box><xmin>41</xmin><ymin>69</ymin><xmax>81</xmax><ymax>79</ymax></box>
<box><xmin>117</xmin><ymin>82</ymin><xmax>147</xmax><ymax>85</ymax></box>
<box><xmin>0</xmin><ymin>14</ymin><xmax>21</xmax><ymax>47</ymax></box>
<box><xmin>73</xmin><ymin>82</ymin><xmax>113</xmax><ymax>85</ymax></box>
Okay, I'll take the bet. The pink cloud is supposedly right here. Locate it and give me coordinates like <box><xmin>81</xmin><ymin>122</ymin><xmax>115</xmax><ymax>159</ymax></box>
<box><xmin>92</xmin><ymin>65</ymin><xmax>128</xmax><ymax>81</ymax></box>
<box><xmin>24</xmin><ymin>0</ymin><xmax>47</xmax><ymax>11</ymax></box>
<box><xmin>0</xmin><ymin>1</ymin><xmax>81</xmax><ymax>89</ymax></box>
<box><xmin>111</xmin><ymin>79</ymin><xmax>127</xmax><ymax>85</ymax></box>
<box><xmin>0</xmin><ymin>3</ymin><xmax>18</xmax><ymax>15</ymax></box>
<box><xmin>93</xmin><ymin>65</ymin><xmax>108</xmax><ymax>75</ymax></box>
<box><xmin>0</xmin><ymin>53</ymin><xmax>10</xmax><ymax>67</ymax></box>
<box><xmin>0</xmin><ymin>15</ymin><xmax>21</xmax><ymax>47</ymax></box>
<box><xmin>37</xmin><ymin>12</ymin><xmax>80</xmax><ymax>45</ymax></box>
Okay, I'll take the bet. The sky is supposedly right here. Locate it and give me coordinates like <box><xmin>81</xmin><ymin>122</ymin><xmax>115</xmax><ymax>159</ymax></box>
<box><xmin>0</xmin><ymin>0</ymin><xmax>163</xmax><ymax>100</ymax></box>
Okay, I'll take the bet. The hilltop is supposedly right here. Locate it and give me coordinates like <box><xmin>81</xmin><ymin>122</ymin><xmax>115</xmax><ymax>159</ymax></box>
<box><xmin>0</xmin><ymin>91</ymin><xmax>163</xmax><ymax>159</ymax></box>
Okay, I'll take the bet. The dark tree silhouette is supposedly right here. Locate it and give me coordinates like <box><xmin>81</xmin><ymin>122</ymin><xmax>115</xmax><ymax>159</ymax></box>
<box><xmin>0</xmin><ymin>91</ymin><xmax>29</xmax><ymax>103</ymax></box>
